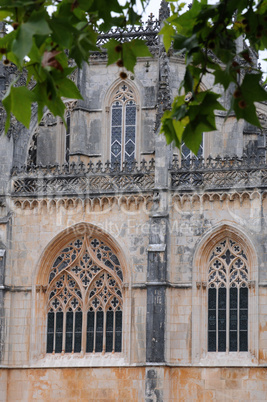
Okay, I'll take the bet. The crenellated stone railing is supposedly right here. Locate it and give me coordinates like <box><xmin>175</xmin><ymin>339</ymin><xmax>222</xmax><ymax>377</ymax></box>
<box><xmin>170</xmin><ymin>154</ymin><xmax>267</xmax><ymax>191</ymax></box>
<box><xmin>11</xmin><ymin>159</ymin><xmax>155</xmax><ymax>197</ymax></box>
<box><xmin>96</xmin><ymin>17</ymin><xmax>160</xmax><ymax>46</ymax></box>
<box><xmin>11</xmin><ymin>154</ymin><xmax>267</xmax><ymax>198</ymax></box>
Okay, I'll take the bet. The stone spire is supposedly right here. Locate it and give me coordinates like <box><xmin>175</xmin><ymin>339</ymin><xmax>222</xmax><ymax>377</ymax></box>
<box><xmin>0</xmin><ymin>22</ymin><xmax>6</xmax><ymax>94</ymax></box>
<box><xmin>159</xmin><ymin>0</ymin><xmax>170</xmax><ymax>24</ymax></box>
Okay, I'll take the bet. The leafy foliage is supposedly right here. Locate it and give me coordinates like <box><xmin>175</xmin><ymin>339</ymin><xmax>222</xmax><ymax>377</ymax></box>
<box><xmin>160</xmin><ymin>0</ymin><xmax>267</xmax><ymax>151</ymax></box>
<box><xmin>0</xmin><ymin>0</ymin><xmax>267</xmax><ymax>155</ymax></box>
<box><xmin>0</xmin><ymin>0</ymin><xmax>147</xmax><ymax>130</ymax></box>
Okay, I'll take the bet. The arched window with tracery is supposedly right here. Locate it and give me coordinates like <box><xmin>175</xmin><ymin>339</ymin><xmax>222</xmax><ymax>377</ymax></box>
<box><xmin>208</xmin><ymin>237</ymin><xmax>248</xmax><ymax>353</ymax></box>
<box><xmin>46</xmin><ymin>235</ymin><xmax>123</xmax><ymax>354</ymax></box>
<box><xmin>110</xmin><ymin>82</ymin><xmax>137</xmax><ymax>167</ymax></box>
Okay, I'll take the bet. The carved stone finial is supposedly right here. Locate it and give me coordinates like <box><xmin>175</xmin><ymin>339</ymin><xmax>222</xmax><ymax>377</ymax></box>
<box><xmin>159</xmin><ymin>0</ymin><xmax>170</xmax><ymax>23</ymax></box>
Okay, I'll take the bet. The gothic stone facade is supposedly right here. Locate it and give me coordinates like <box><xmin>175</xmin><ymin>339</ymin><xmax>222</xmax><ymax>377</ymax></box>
<box><xmin>1</xmin><ymin>10</ymin><xmax>267</xmax><ymax>402</ymax></box>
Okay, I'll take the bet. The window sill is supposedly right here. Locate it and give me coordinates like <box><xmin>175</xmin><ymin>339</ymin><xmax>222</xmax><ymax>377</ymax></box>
<box><xmin>199</xmin><ymin>352</ymin><xmax>258</xmax><ymax>367</ymax></box>
<box><xmin>32</xmin><ymin>353</ymin><xmax>127</xmax><ymax>368</ymax></box>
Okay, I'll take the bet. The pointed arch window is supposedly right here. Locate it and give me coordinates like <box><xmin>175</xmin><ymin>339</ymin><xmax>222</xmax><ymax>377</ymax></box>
<box><xmin>46</xmin><ymin>235</ymin><xmax>123</xmax><ymax>354</ymax></box>
<box><xmin>208</xmin><ymin>237</ymin><xmax>248</xmax><ymax>353</ymax></box>
<box><xmin>110</xmin><ymin>83</ymin><xmax>137</xmax><ymax>167</ymax></box>
<box><xmin>181</xmin><ymin>135</ymin><xmax>203</xmax><ymax>165</ymax></box>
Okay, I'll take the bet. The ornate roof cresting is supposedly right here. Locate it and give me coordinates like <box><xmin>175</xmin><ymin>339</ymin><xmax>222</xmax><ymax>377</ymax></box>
<box><xmin>159</xmin><ymin>0</ymin><xmax>170</xmax><ymax>24</ymax></box>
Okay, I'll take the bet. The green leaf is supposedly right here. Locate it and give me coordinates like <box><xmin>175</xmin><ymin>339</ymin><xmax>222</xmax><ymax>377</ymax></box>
<box><xmin>104</xmin><ymin>39</ymin><xmax>150</xmax><ymax>72</ymax></box>
<box><xmin>182</xmin><ymin>122</ymin><xmax>203</xmax><ymax>155</ymax></box>
<box><xmin>160</xmin><ymin>22</ymin><xmax>175</xmax><ymax>52</ymax></box>
<box><xmin>214</xmin><ymin>67</ymin><xmax>235</xmax><ymax>90</ymax></box>
<box><xmin>104</xmin><ymin>39</ymin><xmax>121</xmax><ymax>66</ymax></box>
<box><xmin>57</xmin><ymin>78</ymin><xmax>83</xmax><ymax>100</ymax></box>
<box><xmin>11</xmin><ymin>86</ymin><xmax>35</xmax><ymax>127</ymax></box>
<box><xmin>241</xmin><ymin>73</ymin><xmax>267</xmax><ymax>103</ymax></box>
<box><xmin>12</xmin><ymin>10</ymin><xmax>51</xmax><ymax>64</ymax></box>
<box><xmin>2</xmin><ymin>84</ymin><xmax>35</xmax><ymax>131</ymax></box>
<box><xmin>49</xmin><ymin>19</ymin><xmax>74</xmax><ymax>49</ymax></box>
<box><xmin>123</xmin><ymin>39</ymin><xmax>151</xmax><ymax>72</ymax></box>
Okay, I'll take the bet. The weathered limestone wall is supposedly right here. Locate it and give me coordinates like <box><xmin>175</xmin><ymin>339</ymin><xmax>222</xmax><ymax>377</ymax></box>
<box><xmin>166</xmin><ymin>192</ymin><xmax>267</xmax><ymax>366</ymax></box>
<box><xmin>1</xmin><ymin>367</ymin><xmax>267</xmax><ymax>401</ymax></box>
<box><xmin>2</xmin><ymin>200</ymin><xmax>151</xmax><ymax>367</ymax></box>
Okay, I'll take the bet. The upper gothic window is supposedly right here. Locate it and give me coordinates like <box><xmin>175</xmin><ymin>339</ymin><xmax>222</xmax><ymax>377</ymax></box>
<box><xmin>46</xmin><ymin>235</ymin><xmax>123</xmax><ymax>354</ymax></box>
<box><xmin>208</xmin><ymin>237</ymin><xmax>248</xmax><ymax>353</ymax></box>
<box><xmin>110</xmin><ymin>82</ymin><xmax>137</xmax><ymax>167</ymax></box>
<box><xmin>181</xmin><ymin>136</ymin><xmax>203</xmax><ymax>164</ymax></box>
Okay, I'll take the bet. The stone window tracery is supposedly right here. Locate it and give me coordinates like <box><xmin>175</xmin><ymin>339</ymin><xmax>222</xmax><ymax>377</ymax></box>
<box><xmin>46</xmin><ymin>235</ymin><xmax>123</xmax><ymax>355</ymax></box>
<box><xmin>110</xmin><ymin>82</ymin><xmax>137</xmax><ymax>166</ymax></box>
<box><xmin>208</xmin><ymin>237</ymin><xmax>248</xmax><ymax>353</ymax></box>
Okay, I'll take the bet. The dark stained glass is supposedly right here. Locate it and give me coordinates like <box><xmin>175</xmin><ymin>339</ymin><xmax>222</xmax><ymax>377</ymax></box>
<box><xmin>208</xmin><ymin>332</ymin><xmax>216</xmax><ymax>352</ymax></box>
<box><xmin>125</xmin><ymin>140</ymin><xmax>135</xmax><ymax>157</ymax></box>
<box><xmin>230</xmin><ymin>287</ymin><xmax>238</xmax><ymax>351</ymax></box>
<box><xmin>125</xmin><ymin>126</ymin><xmax>135</xmax><ymax>142</ymax></box>
<box><xmin>106</xmin><ymin>311</ymin><xmax>114</xmax><ymax>352</ymax></box>
<box><xmin>218</xmin><ymin>288</ymin><xmax>226</xmax><ymax>352</ymax></box>
<box><xmin>65</xmin><ymin>311</ymin><xmax>73</xmax><ymax>353</ymax></box>
<box><xmin>218</xmin><ymin>287</ymin><xmax>226</xmax><ymax>309</ymax></box>
<box><xmin>222</xmin><ymin>249</ymin><xmax>234</xmax><ymax>265</ymax></box>
<box><xmin>95</xmin><ymin>311</ymin><xmax>103</xmax><ymax>352</ymax></box>
<box><xmin>239</xmin><ymin>287</ymin><xmax>248</xmax><ymax>351</ymax></box>
<box><xmin>240</xmin><ymin>330</ymin><xmax>248</xmax><ymax>352</ymax></box>
<box><xmin>240</xmin><ymin>287</ymin><xmax>248</xmax><ymax>309</ymax></box>
<box><xmin>115</xmin><ymin>311</ymin><xmax>122</xmax><ymax>352</ymax></box>
<box><xmin>125</xmin><ymin>105</ymin><xmax>136</xmax><ymax>125</ymax></box>
<box><xmin>111</xmin><ymin>141</ymin><xmax>121</xmax><ymax>157</ymax></box>
<box><xmin>208</xmin><ymin>288</ymin><xmax>216</xmax><ymax>351</ymax></box>
<box><xmin>112</xmin><ymin>106</ymin><xmax>122</xmax><ymax>126</ymax></box>
<box><xmin>74</xmin><ymin>311</ymin><xmax>82</xmax><ymax>353</ymax></box>
<box><xmin>55</xmin><ymin>312</ymin><xmax>63</xmax><ymax>353</ymax></box>
<box><xmin>208</xmin><ymin>288</ymin><xmax>216</xmax><ymax>310</ymax></box>
<box><xmin>218</xmin><ymin>331</ymin><xmax>226</xmax><ymax>352</ymax></box>
<box><xmin>46</xmin><ymin>312</ymin><xmax>54</xmax><ymax>353</ymax></box>
<box><xmin>240</xmin><ymin>310</ymin><xmax>248</xmax><ymax>330</ymax></box>
<box><xmin>86</xmin><ymin>311</ymin><xmax>94</xmax><ymax>353</ymax></box>
<box><xmin>111</xmin><ymin>127</ymin><xmax>122</xmax><ymax>143</ymax></box>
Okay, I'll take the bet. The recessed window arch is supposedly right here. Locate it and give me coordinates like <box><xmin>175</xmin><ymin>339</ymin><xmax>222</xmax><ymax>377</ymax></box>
<box><xmin>192</xmin><ymin>224</ymin><xmax>258</xmax><ymax>365</ymax></box>
<box><xmin>46</xmin><ymin>234</ymin><xmax>123</xmax><ymax>355</ymax></box>
<box><xmin>109</xmin><ymin>81</ymin><xmax>138</xmax><ymax>167</ymax></box>
<box><xmin>208</xmin><ymin>237</ymin><xmax>248</xmax><ymax>353</ymax></box>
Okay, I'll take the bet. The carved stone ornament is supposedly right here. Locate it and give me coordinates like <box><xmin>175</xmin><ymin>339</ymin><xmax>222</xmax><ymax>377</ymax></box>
<box><xmin>159</xmin><ymin>0</ymin><xmax>170</xmax><ymax>23</ymax></box>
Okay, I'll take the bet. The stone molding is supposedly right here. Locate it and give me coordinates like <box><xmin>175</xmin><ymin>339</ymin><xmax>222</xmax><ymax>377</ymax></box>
<box><xmin>10</xmin><ymin>194</ymin><xmax>153</xmax><ymax>212</ymax></box>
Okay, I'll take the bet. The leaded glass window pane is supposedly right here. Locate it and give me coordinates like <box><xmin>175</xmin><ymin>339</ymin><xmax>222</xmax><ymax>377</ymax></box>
<box><xmin>95</xmin><ymin>311</ymin><xmax>104</xmax><ymax>352</ymax></box>
<box><xmin>46</xmin><ymin>234</ymin><xmax>123</xmax><ymax>355</ymax></box>
<box><xmin>115</xmin><ymin>310</ymin><xmax>122</xmax><ymax>352</ymax></box>
<box><xmin>55</xmin><ymin>311</ymin><xmax>63</xmax><ymax>353</ymax></box>
<box><xmin>74</xmin><ymin>311</ymin><xmax>82</xmax><ymax>353</ymax></box>
<box><xmin>208</xmin><ymin>288</ymin><xmax>216</xmax><ymax>352</ymax></box>
<box><xmin>229</xmin><ymin>287</ymin><xmax>238</xmax><ymax>352</ymax></box>
<box><xmin>208</xmin><ymin>237</ymin><xmax>249</xmax><ymax>353</ymax></box>
<box><xmin>106</xmin><ymin>310</ymin><xmax>114</xmax><ymax>352</ymax></box>
<box><xmin>110</xmin><ymin>85</ymin><xmax>136</xmax><ymax>167</ymax></box>
<box><xmin>65</xmin><ymin>311</ymin><xmax>73</xmax><ymax>353</ymax></box>
<box><xmin>86</xmin><ymin>311</ymin><xmax>94</xmax><ymax>353</ymax></box>
<box><xmin>46</xmin><ymin>312</ymin><xmax>54</xmax><ymax>353</ymax></box>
